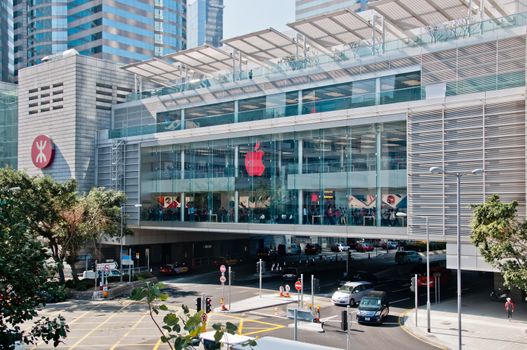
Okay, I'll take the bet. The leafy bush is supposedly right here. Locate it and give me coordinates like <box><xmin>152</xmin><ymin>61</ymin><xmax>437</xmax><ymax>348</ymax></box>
<box><xmin>135</xmin><ymin>271</ymin><xmax>155</xmax><ymax>280</ymax></box>
<box><xmin>64</xmin><ymin>279</ymin><xmax>94</xmax><ymax>291</ymax></box>
<box><xmin>40</xmin><ymin>282</ymin><xmax>69</xmax><ymax>303</ymax></box>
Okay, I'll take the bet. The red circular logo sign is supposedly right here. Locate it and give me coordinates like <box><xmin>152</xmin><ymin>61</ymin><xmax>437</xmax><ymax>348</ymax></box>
<box><xmin>31</xmin><ymin>135</ymin><xmax>54</xmax><ymax>169</ymax></box>
<box><xmin>295</xmin><ymin>281</ymin><xmax>302</xmax><ymax>291</ymax></box>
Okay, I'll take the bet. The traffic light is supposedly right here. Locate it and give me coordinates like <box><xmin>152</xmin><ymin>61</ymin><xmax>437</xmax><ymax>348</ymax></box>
<box><xmin>205</xmin><ymin>297</ymin><xmax>212</xmax><ymax>313</ymax></box>
<box><xmin>341</xmin><ymin>310</ymin><xmax>348</xmax><ymax>331</ymax></box>
<box><xmin>410</xmin><ymin>276</ymin><xmax>416</xmax><ymax>292</ymax></box>
<box><xmin>196</xmin><ymin>297</ymin><xmax>202</xmax><ymax>312</ymax></box>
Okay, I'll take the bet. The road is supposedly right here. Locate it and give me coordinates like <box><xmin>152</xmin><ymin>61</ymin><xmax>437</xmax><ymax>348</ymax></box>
<box><xmin>30</xmin><ymin>248</ymin><xmax>491</xmax><ymax>349</ymax></box>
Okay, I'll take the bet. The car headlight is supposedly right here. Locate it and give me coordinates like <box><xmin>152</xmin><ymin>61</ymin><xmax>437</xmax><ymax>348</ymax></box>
<box><xmin>357</xmin><ymin>310</ymin><xmax>363</xmax><ymax>316</ymax></box>
<box><xmin>375</xmin><ymin>311</ymin><xmax>381</xmax><ymax>316</ymax></box>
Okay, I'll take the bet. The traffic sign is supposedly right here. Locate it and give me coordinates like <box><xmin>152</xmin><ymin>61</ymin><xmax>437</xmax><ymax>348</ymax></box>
<box><xmin>220</xmin><ymin>275</ymin><xmax>227</xmax><ymax>284</ymax></box>
<box><xmin>220</xmin><ymin>265</ymin><xmax>226</xmax><ymax>273</ymax></box>
<box><xmin>295</xmin><ymin>280</ymin><xmax>302</xmax><ymax>291</ymax></box>
<box><xmin>96</xmin><ymin>262</ymin><xmax>117</xmax><ymax>271</ymax></box>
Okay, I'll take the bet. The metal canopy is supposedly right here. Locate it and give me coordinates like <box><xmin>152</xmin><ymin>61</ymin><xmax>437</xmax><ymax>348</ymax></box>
<box><xmin>162</xmin><ymin>44</ymin><xmax>242</xmax><ymax>76</ymax></box>
<box><xmin>287</xmin><ymin>8</ymin><xmax>384</xmax><ymax>49</ymax></box>
<box><xmin>122</xmin><ymin>58</ymin><xmax>187</xmax><ymax>85</ymax></box>
<box><xmin>223</xmin><ymin>28</ymin><xmax>305</xmax><ymax>63</ymax></box>
<box><xmin>368</xmin><ymin>0</ymin><xmax>476</xmax><ymax>31</ymax></box>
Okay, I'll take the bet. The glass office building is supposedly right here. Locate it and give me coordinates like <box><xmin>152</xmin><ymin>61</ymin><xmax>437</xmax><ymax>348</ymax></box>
<box><xmin>0</xmin><ymin>82</ymin><xmax>17</xmax><ymax>168</ymax></box>
<box><xmin>13</xmin><ymin>0</ymin><xmax>186</xmax><ymax>78</ymax></box>
<box><xmin>0</xmin><ymin>0</ymin><xmax>14</xmax><ymax>83</ymax></box>
<box><xmin>187</xmin><ymin>0</ymin><xmax>223</xmax><ymax>48</ymax></box>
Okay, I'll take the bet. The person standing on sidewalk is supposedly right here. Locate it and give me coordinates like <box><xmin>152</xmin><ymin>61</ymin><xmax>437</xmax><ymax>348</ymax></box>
<box><xmin>505</xmin><ymin>297</ymin><xmax>515</xmax><ymax>320</ymax></box>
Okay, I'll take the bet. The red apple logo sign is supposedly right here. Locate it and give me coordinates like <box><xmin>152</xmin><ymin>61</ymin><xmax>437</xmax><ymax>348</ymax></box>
<box><xmin>245</xmin><ymin>142</ymin><xmax>265</xmax><ymax>176</ymax></box>
<box><xmin>31</xmin><ymin>135</ymin><xmax>54</xmax><ymax>169</ymax></box>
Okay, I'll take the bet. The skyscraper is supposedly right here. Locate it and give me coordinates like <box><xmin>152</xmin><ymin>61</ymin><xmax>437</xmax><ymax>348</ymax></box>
<box><xmin>187</xmin><ymin>0</ymin><xmax>223</xmax><ymax>48</ymax></box>
<box><xmin>12</xmin><ymin>0</ymin><xmax>187</xmax><ymax>78</ymax></box>
<box><xmin>0</xmin><ymin>0</ymin><xmax>14</xmax><ymax>82</ymax></box>
<box><xmin>295</xmin><ymin>0</ymin><xmax>367</xmax><ymax>20</ymax></box>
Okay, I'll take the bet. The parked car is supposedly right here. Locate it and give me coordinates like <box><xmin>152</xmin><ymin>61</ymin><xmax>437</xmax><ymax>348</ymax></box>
<box><xmin>355</xmin><ymin>242</ymin><xmax>374</xmax><ymax>252</ymax></box>
<box><xmin>332</xmin><ymin>242</ymin><xmax>350</xmax><ymax>252</ymax></box>
<box><xmin>159</xmin><ymin>264</ymin><xmax>176</xmax><ymax>275</ymax></box>
<box><xmin>288</xmin><ymin>243</ymin><xmax>301</xmax><ymax>255</ymax></box>
<box><xmin>490</xmin><ymin>288</ymin><xmax>511</xmax><ymax>302</ymax></box>
<box><xmin>411</xmin><ymin>262</ymin><xmax>451</xmax><ymax>288</ymax></box>
<box><xmin>331</xmin><ymin>281</ymin><xmax>374</xmax><ymax>306</ymax></box>
<box><xmin>395</xmin><ymin>250</ymin><xmax>422</xmax><ymax>264</ymax></box>
<box><xmin>340</xmin><ymin>271</ymin><xmax>378</xmax><ymax>286</ymax></box>
<box><xmin>305</xmin><ymin>243</ymin><xmax>322</xmax><ymax>255</ymax></box>
<box><xmin>356</xmin><ymin>291</ymin><xmax>390</xmax><ymax>324</ymax></box>
<box><xmin>282</xmin><ymin>267</ymin><xmax>298</xmax><ymax>282</ymax></box>
<box><xmin>381</xmin><ymin>240</ymin><xmax>399</xmax><ymax>250</ymax></box>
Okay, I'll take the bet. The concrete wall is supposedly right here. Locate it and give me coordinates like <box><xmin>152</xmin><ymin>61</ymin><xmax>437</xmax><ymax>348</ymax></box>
<box><xmin>18</xmin><ymin>55</ymin><xmax>135</xmax><ymax>193</ymax></box>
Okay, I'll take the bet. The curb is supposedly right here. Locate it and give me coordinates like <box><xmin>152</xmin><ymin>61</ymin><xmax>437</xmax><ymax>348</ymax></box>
<box><xmin>398</xmin><ymin>309</ymin><xmax>448</xmax><ymax>350</ymax></box>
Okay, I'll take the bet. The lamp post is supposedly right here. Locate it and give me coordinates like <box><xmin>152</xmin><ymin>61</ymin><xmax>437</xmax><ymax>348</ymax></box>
<box><xmin>429</xmin><ymin>167</ymin><xmax>483</xmax><ymax>350</ymax></box>
<box><xmin>397</xmin><ymin>211</ymin><xmax>430</xmax><ymax>333</ymax></box>
<box><xmin>120</xmin><ymin>203</ymin><xmax>142</xmax><ymax>282</ymax></box>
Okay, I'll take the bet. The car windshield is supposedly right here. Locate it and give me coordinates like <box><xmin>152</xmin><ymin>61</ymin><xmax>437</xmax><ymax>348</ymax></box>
<box><xmin>337</xmin><ymin>285</ymin><xmax>354</xmax><ymax>293</ymax></box>
<box><xmin>359</xmin><ymin>297</ymin><xmax>382</xmax><ymax>310</ymax></box>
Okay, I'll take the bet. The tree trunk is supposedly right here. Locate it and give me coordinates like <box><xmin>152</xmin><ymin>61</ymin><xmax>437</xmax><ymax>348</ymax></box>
<box><xmin>51</xmin><ymin>241</ymin><xmax>65</xmax><ymax>284</ymax></box>
<box><xmin>66</xmin><ymin>255</ymin><xmax>79</xmax><ymax>283</ymax></box>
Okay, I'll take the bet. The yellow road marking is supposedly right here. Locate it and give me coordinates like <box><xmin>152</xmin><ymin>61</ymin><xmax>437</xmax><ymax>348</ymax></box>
<box><xmin>68</xmin><ymin>301</ymin><xmax>132</xmax><ymax>349</ymax></box>
<box><xmin>152</xmin><ymin>338</ymin><xmax>162</xmax><ymax>350</ymax></box>
<box><xmin>30</xmin><ymin>307</ymin><xmax>96</xmax><ymax>350</ymax></box>
<box><xmin>109</xmin><ymin>311</ymin><xmax>149</xmax><ymax>350</ymax></box>
<box><xmin>237</xmin><ymin>320</ymin><xmax>244</xmax><ymax>335</ymax></box>
<box><xmin>242</xmin><ymin>325</ymin><xmax>285</xmax><ymax>336</ymax></box>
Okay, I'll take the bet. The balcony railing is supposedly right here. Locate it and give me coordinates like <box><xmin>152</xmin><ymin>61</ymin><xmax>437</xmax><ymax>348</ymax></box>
<box><xmin>126</xmin><ymin>12</ymin><xmax>527</xmax><ymax>101</ymax></box>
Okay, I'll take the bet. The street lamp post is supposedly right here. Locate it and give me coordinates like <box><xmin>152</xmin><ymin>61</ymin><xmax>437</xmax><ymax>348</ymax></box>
<box><xmin>120</xmin><ymin>203</ymin><xmax>142</xmax><ymax>282</ymax></box>
<box><xmin>397</xmin><ymin>212</ymin><xmax>430</xmax><ymax>332</ymax></box>
<box><xmin>429</xmin><ymin>167</ymin><xmax>483</xmax><ymax>350</ymax></box>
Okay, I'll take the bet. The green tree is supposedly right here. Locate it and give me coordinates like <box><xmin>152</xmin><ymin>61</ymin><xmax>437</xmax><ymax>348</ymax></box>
<box><xmin>471</xmin><ymin>194</ymin><xmax>527</xmax><ymax>292</ymax></box>
<box><xmin>0</xmin><ymin>183</ymin><xmax>69</xmax><ymax>349</ymax></box>
<box><xmin>130</xmin><ymin>283</ymin><xmax>255</xmax><ymax>350</ymax></box>
<box><xmin>59</xmin><ymin>187</ymin><xmax>126</xmax><ymax>282</ymax></box>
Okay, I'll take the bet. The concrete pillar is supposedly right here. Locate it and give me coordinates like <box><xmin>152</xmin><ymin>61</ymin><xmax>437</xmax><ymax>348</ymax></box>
<box><xmin>375</xmin><ymin>124</ymin><xmax>382</xmax><ymax>227</ymax></box>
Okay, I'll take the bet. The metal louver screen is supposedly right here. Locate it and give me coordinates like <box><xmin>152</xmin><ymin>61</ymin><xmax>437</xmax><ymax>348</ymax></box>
<box><xmin>408</xmin><ymin>100</ymin><xmax>526</xmax><ymax>238</ymax></box>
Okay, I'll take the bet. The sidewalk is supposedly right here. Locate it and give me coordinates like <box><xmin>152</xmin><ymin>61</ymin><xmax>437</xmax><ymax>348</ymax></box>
<box><xmin>401</xmin><ymin>291</ymin><xmax>527</xmax><ymax>350</ymax></box>
<box><xmin>214</xmin><ymin>293</ymin><xmax>297</xmax><ymax>313</ymax></box>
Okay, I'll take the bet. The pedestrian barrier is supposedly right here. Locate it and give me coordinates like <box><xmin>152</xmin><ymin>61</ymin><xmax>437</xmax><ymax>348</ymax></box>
<box><xmin>287</xmin><ymin>307</ymin><xmax>314</xmax><ymax>322</ymax></box>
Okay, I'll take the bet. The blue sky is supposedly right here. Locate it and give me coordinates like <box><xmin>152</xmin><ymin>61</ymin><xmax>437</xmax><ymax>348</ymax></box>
<box><xmin>223</xmin><ymin>0</ymin><xmax>295</xmax><ymax>38</ymax></box>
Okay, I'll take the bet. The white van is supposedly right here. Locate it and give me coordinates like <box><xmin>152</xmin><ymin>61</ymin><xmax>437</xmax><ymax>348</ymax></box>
<box><xmin>331</xmin><ymin>281</ymin><xmax>374</xmax><ymax>306</ymax></box>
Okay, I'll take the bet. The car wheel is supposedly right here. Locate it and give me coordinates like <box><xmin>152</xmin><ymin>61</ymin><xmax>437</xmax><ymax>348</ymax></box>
<box><xmin>349</xmin><ymin>298</ymin><xmax>356</xmax><ymax>307</ymax></box>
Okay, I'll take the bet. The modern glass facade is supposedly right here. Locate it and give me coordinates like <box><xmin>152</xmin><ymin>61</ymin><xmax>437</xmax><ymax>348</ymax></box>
<box><xmin>112</xmin><ymin>71</ymin><xmax>421</xmax><ymax>138</ymax></box>
<box><xmin>187</xmin><ymin>0</ymin><xmax>223</xmax><ymax>48</ymax></box>
<box><xmin>139</xmin><ymin>121</ymin><xmax>406</xmax><ymax>227</ymax></box>
<box><xmin>0</xmin><ymin>82</ymin><xmax>17</xmax><ymax>168</ymax></box>
<box><xmin>13</xmin><ymin>0</ymin><xmax>187</xmax><ymax>77</ymax></box>
<box><xmin>0</xmin><ymin>0</ymin><xmax>14</xmax><ymax>82</ymax></box>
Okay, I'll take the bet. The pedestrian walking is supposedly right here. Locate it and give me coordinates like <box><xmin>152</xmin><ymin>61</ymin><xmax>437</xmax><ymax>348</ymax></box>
<box><xmin>505</xmin><ymin>297</ymin><xmax>515</xmax><ymax>320</ymax></box>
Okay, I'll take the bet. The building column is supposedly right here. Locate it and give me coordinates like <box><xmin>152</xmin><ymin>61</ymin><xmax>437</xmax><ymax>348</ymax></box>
<box><xmin>297</xmin><ymin>90</ymin><xmax>303</xmax><ymax>115</ymax></box>
<box><xmin>181</xmin><ymin>192</ymin><xmax>185</xmax><ymax>222</ymax></box>
<box><xmin>375</xmin><ymin>124</ymin><xmax>382</xmax><ymax>227</ymax></box>
<box><xmin>297</xmin><ymin>139</ymin><xmax>303</xmax><ymax>224</ymax></box>
<box><xmin>234</xmin><ymin>100</ymin><xmax>238</xmax><ymax>123</ymax></box>
<box><xmin>181</xmin><ymin>149</ymin><xmax>185</xmax><ymax>222</ymax></box>
<box><xmin>181</xmin><ymin>109</ymin><xmax>185</xmax><ymax>130</ymax></box>
<box><xmin>234</xmin><ymin>191</ymin><xmax>239</xmax><ymax>223</ymax></box>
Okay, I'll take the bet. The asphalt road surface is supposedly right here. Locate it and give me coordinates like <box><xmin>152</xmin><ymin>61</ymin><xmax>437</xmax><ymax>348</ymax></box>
<box><xmin>30</xmin><ymin>249</ymin><xmax>491</xmax><ymax>349</ymax></box>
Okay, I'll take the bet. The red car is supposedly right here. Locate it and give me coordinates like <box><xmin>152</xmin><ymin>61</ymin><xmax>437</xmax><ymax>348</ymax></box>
<box><xmin>355</xmin><ymin>242</ymin><xmax>374</xmax><ymax>252</ymax></box>
<box><xmin>415</xmin><ymin>265</ymin><xmax>451</xmax><ymax>288</ymax></box>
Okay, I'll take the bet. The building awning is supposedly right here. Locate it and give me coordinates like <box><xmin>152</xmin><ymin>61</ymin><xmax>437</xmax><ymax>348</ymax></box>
<box><xmin>368</xmin><ymin>0</ymin><xmax>481</xmax><ymax>31</ymax></box>
<box><xmin>223</xmin><ymin>28</ymin><xmax>306</xmax><ymax>63</ymax></box>
<box><xmin>122</xmin><ymin>58</ymin><xmax>188</xmax><ymax>85</ymax></box>
<box><xmin>162</xmin><ymin>45</ymin><xmax>243</xmax><ymax>76</ymax></box>
<box><xmin>286</xmin><ymin>8</ymin><xmax>385</xmax><ymax>49</ymax></box>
